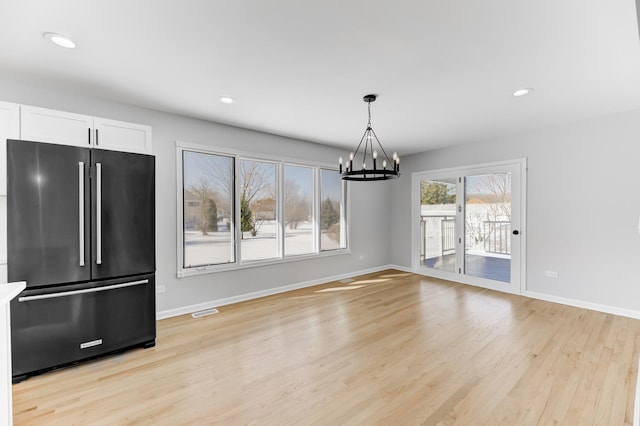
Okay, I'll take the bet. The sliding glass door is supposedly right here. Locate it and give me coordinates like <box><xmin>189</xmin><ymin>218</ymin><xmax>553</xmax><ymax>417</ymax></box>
<box><xmin>413</xmin><ymin>160</ymin><xmax>525</xmax><ymax>294</ymax></box>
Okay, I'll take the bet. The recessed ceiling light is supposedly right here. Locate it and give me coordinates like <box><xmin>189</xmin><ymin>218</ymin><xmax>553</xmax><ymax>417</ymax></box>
<box><xmin>219</xmin><ymin>96</ymin><xmax>234</xmax><ymax>104</ymax></box>
<box><xmin>513</xmin><ymin>88</ymin><xmax>533</xmax><ymax>97</ymax></box>
<box><xmin>43</xmin><ymin>32</ymin><xmax>76</xmax><ymax>49</ymax></box>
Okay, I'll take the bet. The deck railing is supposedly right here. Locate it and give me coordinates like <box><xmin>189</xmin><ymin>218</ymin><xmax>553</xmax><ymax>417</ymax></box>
<box><xmin>421</xmin><ymin>217</ymin><xmax>511</xmax><ymax>259</ymax></box>
<box><xmin>441</xmin><ymin>219</ymin><xmax>456</xmax><ymax>255</ymax></box>
<box><xmin>482</xmin><ymin>220</ymin><xmax>511</xmax><ymax>254</ymax></box>
<box><xmin>420</xmin><ymin>215</ymin><xmax>456</xmax><ymax>259</ymax></box>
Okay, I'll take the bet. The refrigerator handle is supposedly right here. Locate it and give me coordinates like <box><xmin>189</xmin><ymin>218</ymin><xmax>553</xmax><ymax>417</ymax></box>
<box><xmin>96</xmin><ymin>162</ymin><xmax>102</xmax><ymax>265</ymax></box>
<box><xmin>18</xmin><ymin>279</ymin><xmax>149</xmax><ymax>302</ymax></box>
<box><xmin>78</xmin><ymin>162</ymin><xmax>85</xmax><ymax>267</ymax></box>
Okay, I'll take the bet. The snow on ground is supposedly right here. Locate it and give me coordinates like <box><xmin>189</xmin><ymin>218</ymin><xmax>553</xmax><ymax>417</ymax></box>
<box><xmin>184</xmin><ymin>221</ymin><xmax>341</xmax><ymax>266</ymax></box>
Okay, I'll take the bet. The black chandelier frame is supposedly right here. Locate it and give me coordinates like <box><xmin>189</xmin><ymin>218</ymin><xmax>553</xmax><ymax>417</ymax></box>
<box><xmin>340</xmin><ymin>94</ymin><xmax>400</xmax><ymax>181</ymax></box>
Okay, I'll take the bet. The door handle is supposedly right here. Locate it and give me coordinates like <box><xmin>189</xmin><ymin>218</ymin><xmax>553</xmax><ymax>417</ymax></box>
<box><xmin>18</xmin><ymin>279</ymin><xmax>149</xmax><ymax>302</ymax></box>
<box><xmin>78</xmin><ymin>162</ymin><xmax>85</xmax><ymax>266</ymax></box>
<box><xmin>96</xmin><ymin>162</ymin><xmax>102</xmax><ymax>265</ymax></box>
<box><xmin>512</xmin><ymin>230</ymin><xmax>519</xmax><ymax>235</ymax></box>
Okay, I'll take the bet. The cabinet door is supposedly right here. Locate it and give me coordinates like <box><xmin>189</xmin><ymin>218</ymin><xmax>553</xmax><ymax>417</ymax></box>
<box><xmin>21</xmin><ymin>105</ymin><xmax>93</xmax><ymax>148</ymax></box>
<box><xmin>0</xmin><ymin>101</ymin><xmax>20</xmax><ymax>195</ymax></box>
<box><xmin>94</xmin><ymin>117</ymin><xmax>152</xmax><ymax>154</ymax></box>
<box><xmin>91</xmin><ymin>149</ymin><xmax>155</xmax><ymax>280</ymax></box>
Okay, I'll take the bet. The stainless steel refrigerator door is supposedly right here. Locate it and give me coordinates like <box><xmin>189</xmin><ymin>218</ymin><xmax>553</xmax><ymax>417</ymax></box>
<box><xmin>91</xmin><ymin>149</ymin><xmax>155</xmax><ymax>280</ymax></box>
<box><xmin>7</xmin><ymin>140</ymin><xmax>91</xmax><ymax>287</ymax></box>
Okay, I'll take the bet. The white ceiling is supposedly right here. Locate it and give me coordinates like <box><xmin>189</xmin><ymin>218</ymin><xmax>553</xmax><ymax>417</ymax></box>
<box><xmin>1</xmin><ymin>0</ymin><xmax>640</xmax><ymax>155</ymax></box>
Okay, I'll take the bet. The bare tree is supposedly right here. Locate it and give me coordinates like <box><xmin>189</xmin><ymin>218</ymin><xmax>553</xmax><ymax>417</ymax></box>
<box><xmin>466</xmin><ymin>173</ymin><xmax>511</xmax><ymax>221</ymax></box>
<box><xmin>240</xmin><ymin>161</ymin><xmax>275</xmax><ymax>237</ymax></box>
<box><xmin>196</xmin><ymin>155</ymin><xmax>233</xmax><ymax>223</ymax></box>
<box><xmin>240</xmin><ymin>161</ymin><xmax>274</xmax><ymax>203</ymax></box>
<box><xmin>465</xmin><ymin>173</ymin><xmax>512</xmax><ymax>251</ymax></box>
<box><xmin>284</xmin><ymin>178</ymin><xmax>310</xmax><ymax>230</ymax></box>
<box><xmin>188</xmin><ymin>178</ymin><xmax>216</xmax><ymax>235</ymax></box>
<box><xmin>196</xmin><ymin>156</ymin><xmax>276</xmax><ymax>237</ymax></box>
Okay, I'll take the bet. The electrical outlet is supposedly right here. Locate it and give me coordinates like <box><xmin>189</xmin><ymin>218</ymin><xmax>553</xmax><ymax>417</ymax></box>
<box><xmin>156</xmin><ymin>285</ymin><xmax>166</xmax><ymax>294</ymax></box>
<box><xmin>545</xmin><ymin>270</ymin><xmax>559</xmax><ymax>279</ymax></box>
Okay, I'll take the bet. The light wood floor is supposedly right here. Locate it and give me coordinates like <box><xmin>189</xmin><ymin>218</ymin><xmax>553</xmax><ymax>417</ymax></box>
<box><xmin>12</xmin><ymin>270</ymin><xmax>640</xmax><ymax>425</ymax></box>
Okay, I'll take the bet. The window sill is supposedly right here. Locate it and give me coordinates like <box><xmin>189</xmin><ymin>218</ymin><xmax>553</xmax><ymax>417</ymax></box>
<box><xmin>177</xmin><ymin>248</ymin><xmax>351</xmax><ymax>278</ymax></box>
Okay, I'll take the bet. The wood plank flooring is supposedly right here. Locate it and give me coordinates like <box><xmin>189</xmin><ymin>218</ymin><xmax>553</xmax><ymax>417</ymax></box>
<box><xmin>12</xmin><ymin>270</ymin><xmax>640</xmax><ymax>425</ymax></box>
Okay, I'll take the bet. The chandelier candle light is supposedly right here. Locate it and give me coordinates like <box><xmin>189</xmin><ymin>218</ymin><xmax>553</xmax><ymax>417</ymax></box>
<box><xmin>340</xmin><ymin>94</ymin><xmax>400</xmax><ymax>181</ymax></box>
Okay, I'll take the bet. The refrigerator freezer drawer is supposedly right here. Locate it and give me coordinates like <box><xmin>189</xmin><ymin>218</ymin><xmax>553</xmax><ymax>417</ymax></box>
<box><xmin>10</xmin><ymin>274</ymin><xmax>156</xmax><ymax>380</ymax></box>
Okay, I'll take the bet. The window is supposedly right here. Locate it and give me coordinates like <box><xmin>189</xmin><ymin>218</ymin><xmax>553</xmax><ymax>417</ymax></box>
<box><xmin>284</xmin><ymin>164</ymin><xmax>314</xmax><ymax>256</ymax></box>
<box><xmin>320</xmin><ymin>169</ymin><xmax>346</xmax><ymax>251</ymax></box>
<box><xmin>177</xmin><ymin>143</ymin><xmax>348</xmax><ymax>276</ymax></box>
<box><xmin>182</xmin><ymin>150</ymin><xmax>234</xmax><ymax>268</ymax></box>
<box><xmin>239</xmin><ymin>159</ymin><xmax>278</xmax><ymax>261</ymax></box>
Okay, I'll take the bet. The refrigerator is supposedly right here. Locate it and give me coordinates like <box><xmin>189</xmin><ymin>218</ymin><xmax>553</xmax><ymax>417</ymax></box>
<box><xmin>6</xmin><ymin>139</ymin><xmax>156</xmax><ymax>382</ymax></box>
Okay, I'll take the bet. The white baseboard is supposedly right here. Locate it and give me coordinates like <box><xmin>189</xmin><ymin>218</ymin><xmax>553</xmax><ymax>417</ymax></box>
<box><xmin>386</xmin><ymin>264</ymin><xmax>413</xmax><ymax>273</ymax></box>
<box><xmin>156</xmin><ymin>264</ymin><xmax>399</xmax><ymax>320</ymax></box>
<box><xmin>524</xmin><ymin>290</ymin><xmax>640</xmax><ymax>320</ymax></box>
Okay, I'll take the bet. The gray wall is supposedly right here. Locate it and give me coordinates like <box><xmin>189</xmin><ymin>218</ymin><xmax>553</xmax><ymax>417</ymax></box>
<box><xmin>0</xmin><ymin>73</ymin><xmax>392</xmax><ymax>314</ymax></box>
<box><xmin>4</xmin><ymin>70</ymin><xmax>640</xmax><ymax>316</ymax></box>
<box><xmin>392</xmin><ymin>109</ymin><xmax>640</xmax><ymax>312</ymax></box>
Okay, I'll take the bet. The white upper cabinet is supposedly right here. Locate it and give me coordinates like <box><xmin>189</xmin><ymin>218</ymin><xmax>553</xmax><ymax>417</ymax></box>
<box><xmin>20</xmin><ymin>105</ymin><xmax>152</xmax><ymax>154</ymax></box>
<box><xmin>21</xmin><ymin>105</ymin><xmax>93</xmax><ymax>148</ymax></box>
<box><xmin>94</xmin><ymin>117</ymin><xmax>152</xmax><ymax>154</ymax></box>
<box><xmin>0</xmin><ymin>101</ymin><xmax>20</xmax><ymax>196</ymax></box>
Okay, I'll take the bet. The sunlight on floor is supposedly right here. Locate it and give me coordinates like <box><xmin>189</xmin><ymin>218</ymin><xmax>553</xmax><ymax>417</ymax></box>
<box><xmin>379</xmin><ymin>273</ymin><xmax>412</xmax><ymax>279</ymax></box>
<box><xmin>315</xmin><ymin>285</ymin><xmax>366</xmax><ymax>293</ymax></box>
<box><xmin>349</xmin><ymin>278</ymin><xmax>390</xmax><ymax>285</ymax></box>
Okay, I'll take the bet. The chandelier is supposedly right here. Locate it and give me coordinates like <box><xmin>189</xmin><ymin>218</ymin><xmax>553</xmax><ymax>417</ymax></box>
<box><xmin>340</xmin><ymin>94</ymin><xmax>400</xmax><ymax>181</ymax></box>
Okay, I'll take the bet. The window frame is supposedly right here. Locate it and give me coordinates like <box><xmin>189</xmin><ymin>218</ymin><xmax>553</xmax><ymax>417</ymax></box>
<box><xmin>176</xmin><ymin>140</ymin><xmax>349</xmax><ymax>277</ymax></box>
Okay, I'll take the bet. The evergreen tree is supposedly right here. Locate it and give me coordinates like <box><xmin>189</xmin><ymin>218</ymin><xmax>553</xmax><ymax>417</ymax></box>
<box><xmin>204</xmin><ymin>198</ymin><xmax>218</xmax><ymax>232</ymax></box>
<box><xmin>320</xmin><ymin>197</ymin><xmax>339</xmax><ymax>230</ymax></box>
<box><xmin>240</xmin><ymin>196</ymin><xmax>254</xmax><ymax>237</ymax></box>
<box><xmin>421</xmin><ymin>182</ymin><xmax>456</xmax><ymax>205</ymax></box>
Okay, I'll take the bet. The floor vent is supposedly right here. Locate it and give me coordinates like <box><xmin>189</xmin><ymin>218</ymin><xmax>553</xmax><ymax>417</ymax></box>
<box><xmin>191</xmin><ymin>308</ymin><xmax>219</xmax><ymax>319</ymax></box>
<box><xmin>339</xmin><ymin>278</ymin><xmax>355</xmax><ymax>284</ymax></box>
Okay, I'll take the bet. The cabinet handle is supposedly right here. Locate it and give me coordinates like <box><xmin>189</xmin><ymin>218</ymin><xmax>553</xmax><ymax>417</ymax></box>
<box><xmin>18</xmin><ymin>279</ymin><xmax>149</xmax><ymax>302</ymax></box>
<box><xmin>79</xmin><ymin>162</ymin><xmax>85</xmax><ymax>267</ymax></box>
<box><xmin>96</xmin><ymin>162</ymin><xmax>102</xmax><ymax>265</ymax></box>
<box><xmin>88</xmin><ymin>128</ymin><xmax>91</xmax><ymax>145</ymax></box>
<box><xmin>96</xmin><ymin>128</ymin><xmax>99</xmax><ymax>145</ymax></box>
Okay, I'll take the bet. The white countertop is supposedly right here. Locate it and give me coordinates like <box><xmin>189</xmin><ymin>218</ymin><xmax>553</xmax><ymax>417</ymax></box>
<box><xmin>0</xmin><ymin>282</ymin><xmax>26</xmax><ymax>305</ymax></box>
